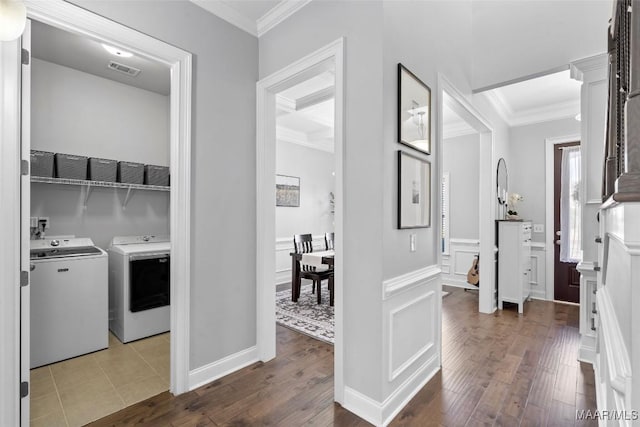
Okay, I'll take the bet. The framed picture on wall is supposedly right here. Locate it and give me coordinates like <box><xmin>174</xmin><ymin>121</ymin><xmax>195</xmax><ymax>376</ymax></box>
<box><xmin>276</xmin><ymin>174</ymin><xmax>300</xmax><ymax>207</ymax></box>
<box><xmin>398</xmin><ymin>150</ymin><xmax>431</xmax><ymax>229</ymax></box>
<box><xmin>398</xmin><ymin>63</ymin><xmax>431</xmax><ymax>155</ymax></box>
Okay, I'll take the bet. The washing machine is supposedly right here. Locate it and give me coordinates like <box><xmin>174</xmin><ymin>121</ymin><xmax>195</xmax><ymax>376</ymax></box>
<box><xmin>108</xmin><ymin>235</ymin><xmax>170</xmax><ymax>343</ymax></box>
<box><xmin>30</xmin><ymin>237</ymin><xmax>108</xmax><ymax>368</ymax></box>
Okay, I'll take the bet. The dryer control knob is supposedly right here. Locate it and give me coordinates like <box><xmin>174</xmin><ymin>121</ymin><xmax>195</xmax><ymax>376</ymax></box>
<box><xmin>50</xmin><ymin>240</ymin><xmax>60</xmax><ymax>247</ymax></box>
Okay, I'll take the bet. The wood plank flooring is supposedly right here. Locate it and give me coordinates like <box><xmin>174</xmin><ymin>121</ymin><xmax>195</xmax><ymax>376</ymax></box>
<box><xmin>90</xmin><ymin>286</ymin><xmax>596</xmax><ymax>426</ymax></box>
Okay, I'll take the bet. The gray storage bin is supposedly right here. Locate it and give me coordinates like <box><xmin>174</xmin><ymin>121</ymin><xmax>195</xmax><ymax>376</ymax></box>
<box><xmin>144</xmin><ymin>165</ymin><xmax>170</xmax><ymax>186</ymax></box>
<box><xmin>88</xmin><ymin>157</ymin><xmax>117</xmax><ymax>182</ymax></box>
<box><xmin>117</xmin><ymin>161</ymin><xmax>144</xmax><ymax>184</ymax></box>
<box><xmin>30</xmin><ymin>150</ymin><xmax>54</xmax><ymax>178</ymax></box>
<box><xmin>55</xmin><ymin>153</ymin><xmax>88</xmax><ymax>180</ymax></box>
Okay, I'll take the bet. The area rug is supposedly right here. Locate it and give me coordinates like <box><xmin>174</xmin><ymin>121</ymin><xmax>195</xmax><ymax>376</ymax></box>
<box><xmin>276</xmin><ymin>283</ymin><xmax>334</xmax><ymax>344</ymax></box>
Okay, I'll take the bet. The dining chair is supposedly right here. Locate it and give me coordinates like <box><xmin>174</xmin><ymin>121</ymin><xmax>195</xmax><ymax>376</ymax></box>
<box><xmin>325</xmin><ymin>232</ymin><xmax>334</xmax><ymax>251</ymax></box>
<box><xmin>293</xmin><ymin>234</ymin><xmax>333</xmax><ymax>304</ymax></box>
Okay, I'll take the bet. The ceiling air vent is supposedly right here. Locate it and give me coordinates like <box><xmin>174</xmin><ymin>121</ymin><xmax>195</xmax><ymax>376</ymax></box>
<box><xmin>107</xmin><ymin>61</ymin><xmax>141</xmax><ymax>77</ymax></box>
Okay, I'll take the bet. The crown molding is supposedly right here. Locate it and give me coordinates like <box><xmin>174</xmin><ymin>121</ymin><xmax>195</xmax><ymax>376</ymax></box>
<box><xmin>277</xmin><ymin>125</ymin><xmax>334</xmax><ymax>153</ymax></box>
<box><xmin>481</xmin><ymin>90</ymin><xmax>512</xmax><ymax>125</ymax></box>
<box><xmin>257</xmin><ymin>0</ymin><xmax>312</xmax><ymax>37</ymax></box>
<box><xmin>509</xmin><ymin>99</ymin><xmax>580</xmax><ymax>127</ymax></box>
<box><xmin>190</xmin><ymin>0</ymin><xmax>258</xmax><ymax>36</ymax></box>
<box><xmin>482</xmin><ymin>90</ymin><xmax>580</xmax><ymax>128</ymax></box>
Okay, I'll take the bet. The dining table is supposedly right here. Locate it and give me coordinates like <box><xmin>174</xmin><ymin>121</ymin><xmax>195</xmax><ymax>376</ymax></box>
<box><xmin>290</xmin><ymin>250</ymin><xmax>334</xmax><ymax>302</ymax></box>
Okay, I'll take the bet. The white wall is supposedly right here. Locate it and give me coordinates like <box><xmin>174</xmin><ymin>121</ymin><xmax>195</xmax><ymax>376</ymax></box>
<box><xmin>30</xmin><ymin>58</ymin><xmax>170</xmax><ymax>250</ymax></box>
<box><xmin>509</xmin><ymin>117</ymin><xmax>581</xmax><ymax>243</ymax></box>
<box><xmin>70</xmin><ymin>0</ymin><xmax>259</xmax><ymax>371</ymax></box>
<box><xmin>31</xmin><ymin>185</ymin><xmax>169</xmax><ymax>250</ymax></box>
<box><xmin>471</xmin><ymin>0</ymin><xmax>611</xmax><ymax>90</ymax></box>
<box><xmin>32</xmin><ymin>58</ymin><xmax>169</xmax><ymax>165</ymax></box>
<box><xmin>275</xmin><ymin>140</ymin><xmax>334</xmax><ymax>238</ymax></box>
<box><xmin>442</xmin><ymin>133</ymin><xmax>480</xmax><ymax>240</ymax></box>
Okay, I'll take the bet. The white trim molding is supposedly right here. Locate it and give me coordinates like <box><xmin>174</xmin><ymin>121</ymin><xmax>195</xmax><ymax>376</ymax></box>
<box><xmin>190</xmin><ymin>0</ymin><xmax>259</xmax><ymax>36</ymax></box>
<box><xmin>388</xmin><ymin>291</ymin><xmax>436</xmax><ymax>381</ymax></box>
<box><xmin>382</xmin><ymin>265</ymin><xmax>441</xmax><ymax>300</ymax></box>
<box><xmin>256</xmin><ymin>38</ymin><xmax>345</xmax><ymax>402</ymax></box>
<box><xmin>20</xmin><ymin>0</ymin><xmax>193</xmax><ymax>407</ymax></box>
<box><xmin>257</xmin><ymin>0</ymin><xmax>312</xmax><ymax>37</ymax></box>
<box><xmin>441</xmin><ymin>238</ymin><xmax>479</xmax><ymax>290</ymax></box>
<box><xmin>0</xmin><ymin>36</ymin><xmax>23</xmax><ymax>427</ymax></box>
<box><xmin>188</xmin><ymin>347</ymin><xmax>259</xmax><ymax>391</ymax></box>
<box><xmin>438</xmin><ymin>73</ymin><xmax>495</xmax><ymax>314</ymax></box>
<box><xmin>343</xmin><ymin>354</ymin><xmax>440</xmax><ymax>427</ymax></box>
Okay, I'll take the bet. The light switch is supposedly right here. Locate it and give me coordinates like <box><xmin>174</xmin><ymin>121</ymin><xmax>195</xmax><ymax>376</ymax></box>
<box><xmin>410</xmin><ymin>234</ymin><xmax>416</xmax><ymax>252</ymax></box>
<box><xmin>533</xmin><ymin>224</ymin><xmax>544</xmax><ymax>233</ymax></box>
<box><xmin>30</xmin><ymin>217</ymin><xmax>38</xmax><ymax>228</ymax></box>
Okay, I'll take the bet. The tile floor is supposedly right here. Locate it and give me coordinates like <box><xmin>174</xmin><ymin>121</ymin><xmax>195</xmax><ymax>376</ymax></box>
<box><xmin>30</xmin><ymin>332</ymin><xmax>170</xmax><ymax>427</ymax></box>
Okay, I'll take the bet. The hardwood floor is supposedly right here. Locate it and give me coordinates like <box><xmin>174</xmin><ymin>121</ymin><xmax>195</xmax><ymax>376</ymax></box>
<box><xmin>90</xmin><ymin>287</ymin><xmax>596</xmax><ymax>426</ymax></box>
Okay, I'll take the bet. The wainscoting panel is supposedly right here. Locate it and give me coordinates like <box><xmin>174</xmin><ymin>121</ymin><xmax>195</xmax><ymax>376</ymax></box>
<box><xmin>275</xmin><ymin>235</ymin><xmax>325</xmax><ymax>285</ymax></box>
<box><xmin>377</xmin><ymin>266</ymin><xmax>441</xmax><ymax>426</ymax></box>
<box><xmin>529</xmin><ymin>243</ymin><xmax>546</xmax><ymax>300</ymax></box>
<box><xmin>441</xmin><ymin>238</ymin><xmax>479</xmax><ymax>289</ymax></box>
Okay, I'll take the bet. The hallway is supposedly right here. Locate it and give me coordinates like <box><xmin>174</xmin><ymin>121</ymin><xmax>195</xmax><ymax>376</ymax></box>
<box><xmin>90</xmin><ymin>286</ymin><xmax>596</xmax><ymax>426</ymax></box>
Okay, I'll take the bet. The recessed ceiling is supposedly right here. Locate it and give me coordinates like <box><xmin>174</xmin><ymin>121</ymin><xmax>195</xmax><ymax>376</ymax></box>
<box><xmin>483</xmin><ymin>70</ymin><xmax>581</xmax><ymax>127</ymax></box>
<box><xmin>31</xmin><ymin>20</ymin><xmax>170</xmax><ymax>96</ymax></box>
<box><xmin>276</xmin><ymin>69</ymin><xmax>335</xmax><ymax>153</ymax></box>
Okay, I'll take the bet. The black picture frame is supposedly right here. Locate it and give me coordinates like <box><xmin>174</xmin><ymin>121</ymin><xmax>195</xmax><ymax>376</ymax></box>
<box><xmin>398</xmin><ymin>150</ymin><xmax>431</xmax><ymax>229</ymax></box>
<box><xmin>397</xmin><ymin>63</ymin><xmax>431</xmax><ymax>155</ymax></box>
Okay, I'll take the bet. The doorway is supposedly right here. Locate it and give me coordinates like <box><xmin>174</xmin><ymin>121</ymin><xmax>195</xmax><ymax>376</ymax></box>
<box><xmin>437</xmin><ymin>75</ymin><xmax>496</xmax><ymax>314</ymax></box>
<box><xmin>0</xmin><ymin>2</ymin><xmax>192</xmax><ymax>425</ymax></box>
<box><xmin>553</xmin><ymin>141</ymin><xmax>581</xmax><ymax>303</ymax></box>
<box><xmin>27</xmin><ymin>18</ymin><xmax>173</xmax><ymax>425</ymax></box>
<box><xmin>256</xmin><ymin>39</ymin><xmax>345</xmax><ymax>402</ymax></box>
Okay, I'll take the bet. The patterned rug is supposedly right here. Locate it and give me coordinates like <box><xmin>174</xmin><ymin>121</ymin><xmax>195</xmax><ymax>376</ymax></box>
<box><xmin>276</xmin><ymin>283</ymin><xmax>334</xmax><ymax>344</ymax></box>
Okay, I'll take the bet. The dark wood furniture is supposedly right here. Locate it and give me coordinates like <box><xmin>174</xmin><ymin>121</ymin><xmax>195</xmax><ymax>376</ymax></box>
<box><xmin>325</xmin><ymin>232</ymin><xmax>334</xmax><ymax>250</ymax></box>
<box><xmin>292</xmin><ymin>234</ymin><xmax>334</xmax><ymax>305</ymax></box>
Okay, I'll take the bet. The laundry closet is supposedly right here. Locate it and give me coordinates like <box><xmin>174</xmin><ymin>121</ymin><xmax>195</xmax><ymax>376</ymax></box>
<box><xmin>28</xmin><ymin>20</ymin><xmax>172</xmax><ymax>425</ymax></box>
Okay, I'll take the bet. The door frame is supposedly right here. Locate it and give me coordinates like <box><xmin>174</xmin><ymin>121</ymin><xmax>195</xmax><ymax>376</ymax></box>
<box><xmin>256</xmin><ymin>38</ymin><xmax>345</xmax><ymax>402</ymax></box>
<box><xmin>437</xmin><ymin>74</ymin><xmax>496</xmax><ymax>314</ymax></box>
<box><xmin>544</xmin><ymin>134</ymin><xmax>581</xmax><ymax>300</ymax></box>
<box><xmin>0</xmin><ymin>2</ymin><xmax>193</xmax><ymax>424</ymax></box>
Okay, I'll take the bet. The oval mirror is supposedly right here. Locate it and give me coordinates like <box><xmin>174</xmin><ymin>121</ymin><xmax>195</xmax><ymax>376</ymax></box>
<box><xmin>496</xmin><ymin>158</ymin><xmax>508</xmax><ymax>207</ymax></box>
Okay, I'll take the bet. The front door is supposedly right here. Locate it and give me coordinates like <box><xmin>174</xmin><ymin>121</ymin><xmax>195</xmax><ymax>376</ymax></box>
<box><xmin>553</xmin><ymin>141</ymin><xmax>580</xmax><ymax>303</ymax></box>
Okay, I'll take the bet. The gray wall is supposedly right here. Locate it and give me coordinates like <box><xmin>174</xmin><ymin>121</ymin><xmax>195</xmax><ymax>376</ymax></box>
<box><xmin>69</xmin><ymin>0</ymin><xmax>259</xmax><ymax>370</ymax></box>
<box><xmin>31</xmin><ymin>58</ymin><xmax>169</xmax><ymax>166</ymax></box>
<box><xmin>260</xmin><ymin>0</ymin><xmax>386</xmax><ymax>402</ymax></box>
<box><xmin>382</xmin><ymin>0</ymin><xmax>473</xmax><ymax>282</ymax></box>
<box><xmin>471</xmin><ymin>0</ymin><xmax>611</xmax><ymax>90</ymax></box>
<box><xmin>509</xmin><ymin>117</ymin><xmax>581</xmax><ymax>242</ymax></box>
<box><xmin>442</xmin><ymin>133</ymin><xmax>480</xmax><ymax>240</ymax></box>
<box><xmin>275</xmin><ymin>141</ymin><xmax>334</xmax><ymax>239</ymax></box>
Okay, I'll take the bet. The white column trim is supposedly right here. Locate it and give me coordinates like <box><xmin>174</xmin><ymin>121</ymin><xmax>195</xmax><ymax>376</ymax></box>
<box><xmin>438</xmin><ymin>73</ymin><xmax>495</xmax><ymax>314</ymax></box>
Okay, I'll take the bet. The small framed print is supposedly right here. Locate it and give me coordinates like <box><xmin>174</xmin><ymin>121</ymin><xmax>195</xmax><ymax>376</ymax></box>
<box><xmin>398</xmin><ymin>150</ymin><xmax>431</xmax><ymax>229</ymax></box>
<box><xmin>276</xmin><ymin>174</ymin><xmax>300</xmax><ymax>207</ymax></box>
<box><xmin>398</xmin><ymin>63</ymin><xmax>431</xmax><ymax>155</ymax></box>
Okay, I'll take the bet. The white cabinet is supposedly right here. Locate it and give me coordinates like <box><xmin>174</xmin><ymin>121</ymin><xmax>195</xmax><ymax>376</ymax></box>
<box><xmin>497</xmin><ymin>221</ymin><xmax>532</xmax><ymax>314</ymax></box>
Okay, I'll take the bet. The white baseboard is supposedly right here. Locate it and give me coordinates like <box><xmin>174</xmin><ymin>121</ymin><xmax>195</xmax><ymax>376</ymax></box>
<box><xmin>578</xmin><ymin>339</ymin><xmax>596</xmax><ymax>364</ymax></box>
<box><xmin>343</xmin><ymin>354</ymin><xmax>440</xmax><ymax>426</ymax></box>
<box><xmin>188</xmin><ymin>346</ymin><xmax>258</xmax><ymax>391</ymax></box>
<box><xmin>382</xmin><ymin>354</ymin><xmax>440</xmax><ymax>425</ymax></box>
<box><xmin>442</xmin><ymin>279</ymin><xmax>477</xmax><ymax>290</ymax></box>
<box><xmin>275</xmin><ymin>269</ymin><xmax>291</xmax><ymax>285</ymax></box>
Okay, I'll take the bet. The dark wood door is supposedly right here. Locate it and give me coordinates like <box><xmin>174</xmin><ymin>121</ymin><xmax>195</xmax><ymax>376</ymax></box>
<box><xmin>554</xmin><ymin>142</ymin><xmax>580</xmax><ymax>303</ymax></box>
